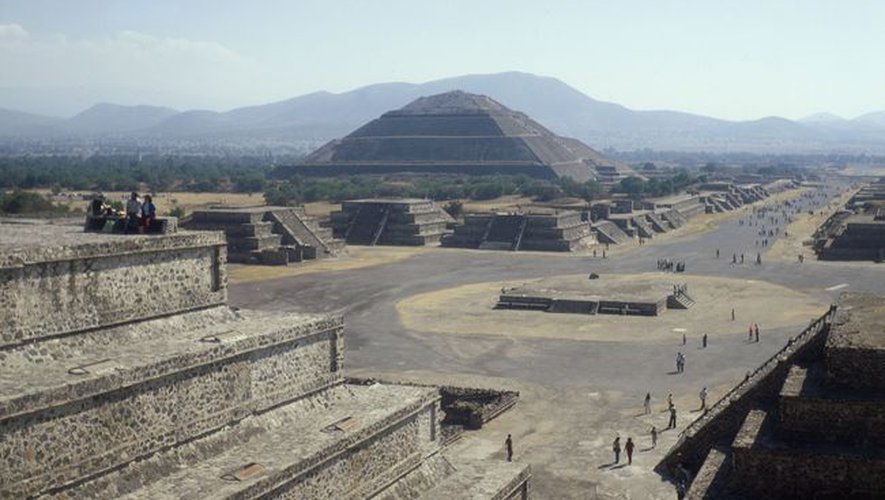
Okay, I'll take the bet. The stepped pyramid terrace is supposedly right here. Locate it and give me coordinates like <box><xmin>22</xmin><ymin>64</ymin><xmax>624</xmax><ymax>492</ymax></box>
<box><xmin>658</xmin><ymin>293</ymin><xmax>885</xmax><ymax>499</ymax></box>
<box><xmin>0</xmin><ymin>224</ymin><xmax>529</xmax><ymax>499</ymax></box>
<box><xmin>330</xmin><ymin>199</ymin><xmax>452</xmax><ymax>246</ymax></box>
<box><xmin>186</xmin><ymin>205</ymin><xmax>346</xmax><ymax>265</ymax></box>
<box><xmin>276</xmin><ymin>90</ymin><xmax>637</xmax><ymax>184</ymax></box>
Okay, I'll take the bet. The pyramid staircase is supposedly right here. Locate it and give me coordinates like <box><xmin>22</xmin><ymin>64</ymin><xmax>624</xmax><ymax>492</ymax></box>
<box><xmin>332</xmin><ymin>199</ymin><xmax>449</xmax><ymax>246</ymax></box>
<box><xmin>667</xmin><ymin>291</ymin><xmax>696</xmax><ymax>309</ymax></box>
<box><xmin>592</xmin><ymin>220</ymin><xmax>631</xmax><ymax>245</ymax></box>
<box><xmin>188</xmin><ymin>207</ymin><xmax>344</xmax><ymax>265</ymax></box>
<box><xmin>646</xmin><ymin>212</ymin><xmax>672</xmax><ymax>233</ymax></box>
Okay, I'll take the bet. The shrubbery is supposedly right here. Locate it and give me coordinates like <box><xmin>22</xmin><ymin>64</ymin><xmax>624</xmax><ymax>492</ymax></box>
<box><xmin>0</xmin><ymin>190</ymin><xmax>69</xmax><ymax>215</ymax></box>
<box><xmin>263</xmin><ymin>174</ymin><xmax>606</xmax><ymax>206</ymax></box>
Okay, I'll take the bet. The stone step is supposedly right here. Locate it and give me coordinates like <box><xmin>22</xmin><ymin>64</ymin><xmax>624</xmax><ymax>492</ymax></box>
<box><xmin>66</xmin><ymin>384</ymin><xmax>441</xmax><ymax>500</ymax></box>
<box><xmin>410</xmin><ymin>457</ymin><xmax>530</xmax><ymax>500</ymax></box>
<box><xmin>0</xmin><ymin>307</ymin><xmax>344</xmax><ymax>498</ymax></box>
<box><xmin>686</xmin><ymin>447</ymin><xmax>730</xmax><ymax>500</ymax></box>
<box><xmin>732</xmin><ymin>409</ymin><xmax>885</xmax><ymax>498</ymax></box>
<box><xmin>592</xmin><ymin>220</ymin><xmax>630</xmax><ymax>244</ymax></box>
<box><xmin>779</xmin><ymin>364</ymin><xmax>885</xmax><ymax>445</ymax></box>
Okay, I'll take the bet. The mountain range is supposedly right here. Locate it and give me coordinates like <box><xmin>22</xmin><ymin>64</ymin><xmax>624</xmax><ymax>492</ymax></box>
<box><xmin>2</xmin><ymin>72</ymin><xmax>885</xmax><ymax>154</ymax></box>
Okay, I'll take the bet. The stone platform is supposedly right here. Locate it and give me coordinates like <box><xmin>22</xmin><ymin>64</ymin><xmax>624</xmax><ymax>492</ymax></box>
<box><xmin>187</xmin><ymin>205</ymin><xmax>345</xmax><ymax>265</ymax></box>
<box><xmin>0</xmin><ymin>224</ymin><xmax>529</xmax><ymax>499</ymax></box>
<box><xmin>442</xmin><ymin>210</ymin><xmax>593</xmax><ymax>252</ymax></box>
<box><xmin>497</xmin><ymin>275</ymin><xmax>692</xmax><ymax>316</ymax></box>
<box><xmin>331</xmin><ymin>199</ymin><xmax>451</xmax><ymax>246</ymax></box>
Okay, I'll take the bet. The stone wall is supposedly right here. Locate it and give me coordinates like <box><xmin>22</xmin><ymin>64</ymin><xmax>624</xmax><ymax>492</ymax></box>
<box><xmin>0</xmin><ymin>232</ymin><xmax>227</xmax><ymax>348</ymax></box>
<box><xmin>733</xmin><ymin>410</ymin><xmax>885</xmax><ymax>497</ymax></box>
<box><xmin>234</xmin><ymin>402</ymin><xmax>439</xmax><ymax>499</ymax></box>
<box><xmin>0</xmin><ymin>322</ymin><xmax>343</xmax><ymax>498</ymax></box>
<box><xmin>779</xmin><ymin>389</ymin><xmax>885</xmax><ymax>445</ymax></box>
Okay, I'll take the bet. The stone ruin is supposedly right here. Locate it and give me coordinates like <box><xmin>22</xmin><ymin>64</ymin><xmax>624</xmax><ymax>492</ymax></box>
<box><xmin>658</xmin><ymin>293</ymin><xmax>885</xmax><ymax>498</ymax></box>
<box><xmin>275</xmin><ymin>90</ymin><xmax>637</xmax><ymax>184</ymax></box>
<box><xmin>330</xmin><ymin>199</ymin><xmax>452</xmax><ymax>246</ymax></box>
<box><xmin>814</xmin><ymin>181</ymin><xmax>885</xmax><ymax>262</ymax></box>
<box><xmin>0</xmin><ymin>224</ymin><xmax>529</xmax><ymax>498</ymax></box>
<box><xmin>441</xmin><ymin>210</ymin><xmax>594</xmax><ymax>252</ymax></box>
<box><xmin>496</xmin><ymin>276</ymin><xmax>695</xmax><ymax>316</ymax></box>
<box><xmin>186</xmin><ymin>206</ymin><xmax>345</xmax><ymax>265</ymax></box>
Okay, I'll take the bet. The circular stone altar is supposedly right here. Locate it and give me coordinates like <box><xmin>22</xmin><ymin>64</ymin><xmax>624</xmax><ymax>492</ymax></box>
<box><xmin>396</xmin><ymin>272</ymin><xmax>828</xmax><ymax>342</ymax></box>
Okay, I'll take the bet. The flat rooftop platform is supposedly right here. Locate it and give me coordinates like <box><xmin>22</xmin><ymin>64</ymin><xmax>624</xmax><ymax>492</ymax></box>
<box><xmin>0</xmin><ymin>223</ymin><xmax>224</xmax><ymax>267</ymax></box>
<box><xmin>505</xmin><ymin>275</ymin><xmax>671</xmax><ymax>303</ymax></box>
<box><xmin>828</xmin><ymin>293</ymin><xmax>885</xmax><ymax>351</ymax></box>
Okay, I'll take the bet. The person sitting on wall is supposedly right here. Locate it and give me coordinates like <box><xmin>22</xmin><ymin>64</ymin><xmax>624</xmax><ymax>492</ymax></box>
<box><xmin>141</xmin><ymin>195</ymin><xmax>156</xmax><ymax>233</ymax></box>
<box><xmin>125</xmin><ymin>192</ymin><xmax>142</xmax><ymax>234</ymax></box>
<box><xmin>88</xmin><ymin>194</ymin><xmax>108</xmax><ymax>231</ymax></box>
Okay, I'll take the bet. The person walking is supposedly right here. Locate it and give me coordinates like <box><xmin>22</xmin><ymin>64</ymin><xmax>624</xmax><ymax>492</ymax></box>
<box><xmin>682</xmin><ymin>333</ymin><xmax>686</xmax><ymax>345</ymax></box>
<box><xmin>644</xmin><ymin>393</ymin><xmax>652</xmax><ymax>415</ymax></box>
<box><xmin>625</xmin><ymin>438</ymin><xmax>635</xmax><ymax>465</ymax></box>
<box><xmin>755</xmin><ymin>324</ymin><xmax>760</xmax><ymax>343</ymax></box>
<box><xmin>667</xmin><ymin>393</ymin><xmax>673</xmax><ymax>410</ymax></box>
<box><xmin>699</xmin><ymin>387</ymin><xmax>708</xmax><ymax>410</ymax></box>
<box><xmin>668</xmin><ymin>406</ymin><xmax>677</xmax><ymax>429</ymax></box>
<box><xmin>505</xmin><ymin>434</ymin><xmax>513</xmax><ymax>462</ymax></box>
<box><xmin>731</xmin><ymin>308</ymin><xmax>736</xmax><ymax>321</ymax></box>
<box><xmin>702</xmin><ymin>334</ymin><xmax>707</xmax><ymax>349</ymax></box>
<box><xmin>748</xmin><ymin>325</ymin><xmax>754</xmax><ymax>342</ymax></box>
<box><xmin>612</xmin><ymin>436</ymin><xmax>621</xmax><ymax>464</ymax></box>
<box><xmin>650</xmin><ymin>426</ymin><xmax>658</xmax><ymax>448</ymax></box>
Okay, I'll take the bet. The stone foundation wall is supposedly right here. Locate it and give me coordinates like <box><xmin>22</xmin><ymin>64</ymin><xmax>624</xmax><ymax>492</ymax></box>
<box><xmin>733</xmin><ymin>443</ymin><xmax>885</xmax><ymax>497</ymax></box>
<box><xmin>254</xmin><ymin>403</ymin><xmax>439</xmax><ymax>499</ymax></box>
<box><xmin>779</xmin><ymin>393</ymin><xmax>885</xmax><ymax>444</ymax></box>
<box><xmin>826</xmin><ymin>347</ymin><xmax>885</xmax><ymax>389</ymax></box>
<box><xmin>0</xmin><ymin>327</ymin><xmax>343</xmax><ymax>498</ymax></box>
<box><xmin>0</xmin><ymin>237</ymin><xmax>227</xmax><ymax>348</ymax></box>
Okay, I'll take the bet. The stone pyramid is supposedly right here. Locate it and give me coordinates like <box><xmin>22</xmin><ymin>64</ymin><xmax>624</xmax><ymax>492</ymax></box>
<box><xmin>283</xmin><ymin>90</ymin><xmax>636</xmax><ymax>183</ymax></box>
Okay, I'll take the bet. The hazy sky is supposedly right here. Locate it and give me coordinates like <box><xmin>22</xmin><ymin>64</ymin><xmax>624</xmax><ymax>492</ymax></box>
<box><xmin>2</xmin><ymin>0</ymin><xmax>884</xmax><ymax>119</ymax></box>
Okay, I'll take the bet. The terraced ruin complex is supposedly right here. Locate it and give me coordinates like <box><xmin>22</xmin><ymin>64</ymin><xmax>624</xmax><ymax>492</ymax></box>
<box><xmin>814</xmin><ymin>180</ymin><xmax>885</xmax><ymax>261</ymax></box>
<box><xmin>187</xmin><ymin>206</ymin><xmax>345</xmax><ymax>265</ymax></box>
<box><xmin>442</xmin><ymin>210</ymin><xmax>593</xmax><ymax>251</ymax></box>
<box><xmin>497</xmin><ymin>275</ymin><xmax>695</xmax><ymax>316</ymax></box>
<box><xmin>330</xmin><ymin>199</ymin><xmax>452</xmax><ymax>246</ymax></box>
<box><xmin>0</xmin><ymin>225</ymin><xmax>529</xmax><ymax>499</ymax></box>
<box><xmin>659</xmin><ymin>294</ymin><xmax>885</xmax><ymax>499</ymax></box>
<box><xmin>277</xmin><ymin>91</ymin><xmax>637</xmax><ymax>184</ymax></box>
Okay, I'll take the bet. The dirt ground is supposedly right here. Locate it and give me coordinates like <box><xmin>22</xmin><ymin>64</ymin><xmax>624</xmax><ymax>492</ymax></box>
<box><xmin>396</xmin><ymin>272</ymin><xmax>827</xmax><ymax>343</ymax></box>
<box><xmin>227</xmin><ymin>246</ymin><xmax>430</xmax><ymax>284</ymax></box>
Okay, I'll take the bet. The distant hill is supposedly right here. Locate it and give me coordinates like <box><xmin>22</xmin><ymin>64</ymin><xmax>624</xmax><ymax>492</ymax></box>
<box><xmin>0</xmin><ymin>108</ymin><xmax>62</xmax><ymax>135</ymax></box>
<box><xmin>62</xmin><ymin>103</ymin><xmax>179</xmax><ymax>134</ymax></box>
<box><xmin>2</xmin><ymin>72</ymin><xmax>885</xmax><ymax>154</ymax></box>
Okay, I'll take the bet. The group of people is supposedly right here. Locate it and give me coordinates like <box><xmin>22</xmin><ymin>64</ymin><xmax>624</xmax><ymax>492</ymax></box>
<box><xmin>656</xmin><ymin>258</ymin><xmax>686</xmax><ymax>272</ymax></box>
<box><xmin>89</xmin><ymin>192</ymin><xmax>156</xmax><ymax>234</ymax></box>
